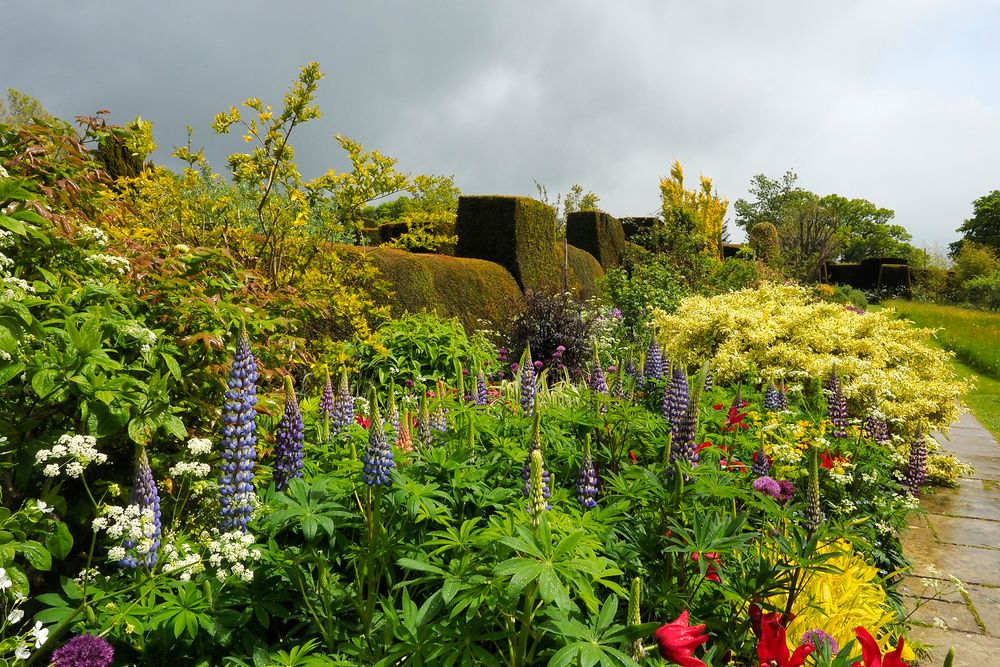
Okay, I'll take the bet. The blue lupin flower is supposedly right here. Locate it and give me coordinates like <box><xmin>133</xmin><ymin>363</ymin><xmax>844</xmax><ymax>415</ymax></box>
<box><xmin>764</xmin><ymin>383</ymin><xmax>781</xmax><ymax>411</ymax></box>
<box><xmin>825</xmin><ymin>368</ymin><xmax>849</xmax><ymax>438</ymax></box>
<box><xmin>475</xmin><ymin>372</ymin><xmax>488</xmax><ymax>406</ymax></box>
<box><xmin>663</xmin><ymin>365</ymin><xmax>689</xmax><ymax>427</ymax></box>
<box><xmin>332</xmin><ymin>370</ymin><xmax>354</xmax><ymax>437</ymax></box>
<box><xmin>777</xmin><ymin>384</ymin><xmax>789</xmax><ymax>410</ymax></box>
<box><xmin>904</xmin><ymin>427</ymin><xmax>927</xmax><ymax>496</ymax></box>
<box><xmin>576</xmin><ymin>440</ymin><xmax>598</xmax><ymax>509</ymax></box>
<box><xmin>362</xmin><ymin>399</ymin><xmax>395</xmax><ymax>486</ymax></box>
<box><xmin>703</xmin><ymin>370</ymin><xmax>713</xmax><ymax>392</ymax></box>
<box><xmin>219</xmin><ymin>332</ymin><xmax>258</xmax><ymax>533</ymax></box>
<box><xmin>865</xmin><ymin>413</ymin><xmax>890</xmax><ymax>445</ymax></box>
<box><xmin>643</xmin><ymin>339</ymin><xmax>663</xmax><ymax>385</ymax></box>
<box><xmin>589</xmin><ymin>361</ymin><xmax>608</xmax><ymax>394</ymax></box>
<box><xmin>520</xmin><ymin>348</ymin><xmax>536</xmax><ymax>414</ymax></box>
<box><xmin>120</xmin><ymin>446</ymin><xmax>161</xmax><ymax>568</ymax></box>
<box><xmin>318</xmin><ymin>372</ymin><xmax>335</xmax><ymax>418</ymax></box>
<box><xmin>273</xmin><ymin>376</ymin><xmax>305</xmax><ymax>491</ymax></box>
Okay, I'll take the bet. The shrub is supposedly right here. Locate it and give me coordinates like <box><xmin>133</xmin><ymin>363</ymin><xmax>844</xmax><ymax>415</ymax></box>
<box><xmin>963</xmin><ymin>271</ymin><xmax>1000</xmax><ymax>310</ymax></box>
<box><xmin>565</xmin><ymin>210</ymin><xmax>626</xmax><ymax>269</ymax></box>
<box><xmin>564</xmin><ymin>243</ymin><xmax>604</xmax><ymax>298</ymax></box>
<box><xmin>747</xmin><ymin>221</ymin><xmax>780</xmax><ymax>265</ymax></box>
<box><xmin>509</xmin><ymin>290</ymin><xmax>595</xmax><ymax>371</ymax></box>
<box><xmin>651</xmin><ymin>282</ymin><xmax>968</xmax><ymax>431</ymax></box>
<box><xmin>601</xmin><ymin>251</ymin><xmax>689</xmax><ymax>335</ymax></box>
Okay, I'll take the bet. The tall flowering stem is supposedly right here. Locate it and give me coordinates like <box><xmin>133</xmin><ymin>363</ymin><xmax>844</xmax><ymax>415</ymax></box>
<box><xmin>904</xmin><ymin>426</ymin><xmax>927</xmax><ymax>496</ymax></box>
<box><xmin>318</xmin><ymin>371</ymin><xmax>335</xmax><ymax>443</ymax></box>
<box><xmin>521</xmin><ymin>409</ymin><xmax>551</xmax><ymax>504</ymax></box>
<box><xmin>417</xmin><ymin>394</ymin><xmax>433</xmax><ymax>448</ymax></box>
<box><xmin>362</xmin><ymin>399</ymin><xmax>395</xmax><ymax>487</ymax></box>
<box><xmin>527</xmin><ymin>449</ymin><xmax>548</xmax><ymax>526</ymax></box>
<box><xmin>825</xmin><ymin>368</ymin><xmax>849</xmax><ymax>438</ymax></box>
<box><xmin>273</xmin><ymin>375</ymin><xmax>305</xmax><ymax>491</ymax></box>
<box><xmin>219</xmin><ymin>333</ymin><xmax>258</xmax><ymax>533</ymax></box>
<box><xmin>626</xmin><ymin>577</ymin><xmax>646</xmax><ymax>660</ymax></box>
<box><xmin>332</xmin><ymin>370</ymin><xmax>354</xmax><ymax>437</ymax></box>
<box><xmin>520</xmin><ymin>347</ymin><xmax>536</xmax><ymax>414</ymax></box>
<box><xmin>120</xmin><ymin>446</ymin><xmax>161</xmax><ymax>568</ymax></box>
<box><xmin>643</xmin><ymin>338</ymin><xmax>663</xmax><ymax>385</ymax></box>
<box><xmin>805</xmin><ymin>446</ymin><xmax>821</xmax><ymax>533</ymax></box>
<box><xmin>865</xmin><ymin>413</ymin><xmax>890</xmax><ymax>445</ymax></box>
<box><xmin>764</xmin><ymin>383</ymin><xmax>781</xmax><ymax>411</ymax></box>
<box><xmin>576</xmin><ymin>438</ymin><xmax>598</xmax><ymax>509</ymax></box>
<box><xmin>475</xmin><ymin>371</ymin><xmax>488</xmax><ymax>406</ymax></box>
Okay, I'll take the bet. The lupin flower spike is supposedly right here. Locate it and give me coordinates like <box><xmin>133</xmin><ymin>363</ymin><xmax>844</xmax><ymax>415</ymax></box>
<box><xmin>273</xmin><ymin>375</ymin><xmax>305</xmax><ymax>491</ymax></box>
<box><xmin>475</xmin><ymin>370</ymin><xmax>488</xmax><ymax>406</ymax></box>
<box><xmin>387</xmin><ymin>389</ymin><xmax>400</xmax><ymax>434</ymax></box>
<box><xmin>764</xmin><ymin>383</ymin><xmax>781</xmax><ymax>411</ymax></box>
<box><xmin>527</xmin><ymin>448</ymin><xmax>548</xmax><ymax>526</ymax></box>
<box><xmin>805</xmin><ymin>446</ymin><xmax>821</xmax><ymax>532</ymax></box>
<box><xmin>576</xmin><ymin>437</ymin><xmax>598</xmax><ymax>509</ymax></box>
<box><xmin>397</xmin><ymin>410</ymin><xmax>413</xmax><ymax>454</ymax></box>
<box><xmin>826</xmin><ymin>368</ymin><xmax>849</xmax><ymax>438</ymax></box>
<box><xmin>332</xmin><ymin>369</ymin><xmax>354</xmax><ymax>437</ymax></box>
<box><xmin>417</xmin><ymin>393</ymin><xmax>433</xmax><ymax>448</ymax></box>
<box><xmin>362</xmin><ymin>398</ymin><xmax>395</xmax><ymax>486</ymax></box>
<box><xmin>643</xmin><ymin>338</ymin><xmax>663</xmax><ymax>385</ymax></box>
<box><xmin>589</xmin><ymin>352</ymin><xmax>608</xmax><ymax>394</ymax></box>
<box><xmin>627</xmin><ymin>577</ymin><xmax>647</xmax><ymax>660</ymax></box>
<box><xmin>318</xmin><ymin>370</ymin><xmax>335</xmax><ymax>441</ymax></box>
<box><xmin>904</xmin><ymin>426</ymin><xmax>927</xmax><ymax>496</ymax></box>
<box><xmin>120</xmin><ymin>446</ymin><xmax>161</xmax><ymax>568</ymax></box>
<box><xmin>521</xmin><ymin>408</ymin><xmax>551</xmax><ymax>503</ymax></box>
<box><xmin>520</xmin><ymin>346</ymin><xmax>536</xmax><ymax>414</ymax></box>
<box><xmin>219</xmin><ymin>332</ymin><xmax>258</xmax><ymax>533</ymax></box>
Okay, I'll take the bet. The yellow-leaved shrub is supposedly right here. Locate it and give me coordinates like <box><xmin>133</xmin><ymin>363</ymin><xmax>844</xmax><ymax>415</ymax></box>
<box><xmin>651</xmin><ymin>283</ymin><xmax>967</xmax><ymax>432</ymax></box>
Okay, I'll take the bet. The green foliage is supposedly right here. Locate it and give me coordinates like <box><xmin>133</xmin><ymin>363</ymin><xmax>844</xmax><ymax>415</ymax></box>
<box><xmin>747</xmin><ymin>221</ymin><xmax>780</xmax><ymax>265</ymax></box>
<box><xmin>509</xmin><ymin>290</ymin><xmax>595</xmax><ymax>369</ymax></box>
<box><xmin>953</xmin><ymin>189</ymin><xmax>1000</xmax><ymax>256</ymax></box>
<box><xmin>0</xmin><ymin>88</ymin><xmax>54</xmax><ymax>128</ymax></box>
<box><xmin>601</xmin><ymin>249</ymin><xmax>689</xmax><ymax>335</ymax></box>
<box><xmin>952</xmin><ymin>240</ymin><xmax>999</xmax><ymax>283</ymax></box>
<box><xmin>565</xmin><ymin>244</ymin><xmax>605</xmax><ymax>299</ymax></box>
<box><xmin>963</xmin><ymin>271</ymin><xmax>1000</xmax><ymax>310</ymax></box>
<box><xmin>566</xmin><ymin>210</ymin><xmax>626</xmax><ymax>269</ymax></box>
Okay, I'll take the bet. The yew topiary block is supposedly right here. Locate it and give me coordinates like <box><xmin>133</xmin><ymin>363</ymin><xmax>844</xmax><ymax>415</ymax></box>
<box><xmin>456</xmin><ymin>195</ymin><xmax>561</xmax><ymax>291</ymax></box>
<box><xmin>566</xmin><ymin>210</ymin><xmax>626</xmax><ymax>269</ymax></box>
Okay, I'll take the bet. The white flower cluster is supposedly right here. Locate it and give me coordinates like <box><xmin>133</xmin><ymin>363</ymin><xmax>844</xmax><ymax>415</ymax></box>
<box><xmin>122</xmin><ymin>322</ymin><xmax>157</xmax><ymax>347</ymax></box>
<box><xmin>78</xmin><ymin>224</ymin><xmax>109</xmax><ymax>246</ymax></box>
<box><xmin>169</xmin><ymin>462</ymin><xmax>211</xmax><ymax>478</ymax></box>
<box><xmin>0</xmin><ymin>568</ymin><xmax>46</xmax><ymax>660</ymax></box>
<box><xmin>1</xmin><ymin>248</ymin><xmax>35</xmax><ymax>301</ymax></box>
<box><xmin>161</xmin><ymin>542</ymin><xmax>205</xmax><ymax>581</ymax></box>
<box><xmin>35</xmin><ymin>434</ymin><xmax>107</xmax><ymax>478</ymax></box>
<box><xmin>93</xmin><ymin>504</ymin><xmax>156</xmax><ymax>562</ymax></box>
<box><xmin>187</xmin><ymin>437</ymin><xmax>212</xmax><ymax>455</ymax></box>
<box><xmin>85</xmin><ymin>252</ymin><xmax>130</xmax><ymax>275</ymax></box>
<box><xmin>0</xmin><ymin>229</ymin><xmax>13</xmax><ymax>248</ymax></box>
<box><xmin>207</xmin><ymin>530</ymin><xmax>261</xmax><ymax>582</ymax></box>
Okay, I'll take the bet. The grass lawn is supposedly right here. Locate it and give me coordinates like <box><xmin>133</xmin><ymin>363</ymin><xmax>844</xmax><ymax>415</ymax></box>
<box><xmin>881</xmin><ymin>300</ymin><xmax>1000</xmax><ymax>438</ymax></box>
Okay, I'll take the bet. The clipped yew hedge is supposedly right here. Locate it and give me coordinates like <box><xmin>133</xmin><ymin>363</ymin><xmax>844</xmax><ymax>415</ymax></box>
<box><xmin>566</xmin><ymin>210</ymin><xmax>626</xmax><ymax>269</ymax></box>
<box><xmin>336</xmin><ymin>245</ymin><xmax>523</xmax><ymax>333</ymax></box>
<box><xmin>565</xmin><ymin>244</ymin><xmax>605</xmax><ymax>298</ymax></box>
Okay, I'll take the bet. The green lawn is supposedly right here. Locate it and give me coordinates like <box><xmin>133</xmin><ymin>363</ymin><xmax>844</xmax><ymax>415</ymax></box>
<box><xmin>882</xmin><ymin>300</ymin><xmax>1000</xmax><ymax>438</ymax></box>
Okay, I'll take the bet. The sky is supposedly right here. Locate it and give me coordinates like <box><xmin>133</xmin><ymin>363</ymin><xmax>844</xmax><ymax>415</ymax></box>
<box><xmin>4</xmin><ymin>1</ymin><xmax>1000</xmax><ymax>250</ymax></box>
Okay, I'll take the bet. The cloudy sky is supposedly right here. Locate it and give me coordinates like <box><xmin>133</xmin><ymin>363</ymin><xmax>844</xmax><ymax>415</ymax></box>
<box><xmin>4</xmin><ymin>1</ymin><xmax>999</xmax><ymax>249</ymax></box>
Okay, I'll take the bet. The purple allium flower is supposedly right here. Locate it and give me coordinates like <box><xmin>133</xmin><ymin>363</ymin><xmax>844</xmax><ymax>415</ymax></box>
<box><xmin>777</xmin><ymin>479</ymin><xmax>796</xmax><ymax>504</ymax></box>
<box><xmin>404</xmin><ymin>378</ymin><xmax>415</xmax><ymax>389</ymax></box>
<box><xmin>904</xmin><ymin>427</ymin><xmax>927</xmax><ymax>496</ymax></box>
<box><xmin>362</xmin><ymin>401</ymin><xmax>395</xmax><ymax>486</ymax></box>
<box><xmin>825</xmin><ymin>369</ymin><xmax>849</xmax><ymax>438</ymax></box>
<box><xmin>332</xmin><ymin>371</ymin><xmax>354</xmax><ymax>437</ymax></box>
<box><xmin>533</xmin><ymin>360</ymin><xmax>543</xmax><ymax>370</ymax></box>
<box><xmin>607</xmin><ymin>365</ymin><xmax>618</xmax><ymax>374</ymax></box>
<box><xmin>751</xmin><ymin>450</ymin><xmax>771</xmax><ymax>476</ymax></box>
<box><xmin>475</xmin><ymin>372</ymin><xmax>488</xmax><ymax>406</ymax></box>
<box><xmin>576</xmin><ymin>444</ymin><xmax>598</xmax><ymax>509</ymax></box>
<box><xmin>643</xmin><ymin>339</ymin><xmax>663</xmax><ymax>385</ymax></box>
<box><xmin>51</xmin><ymin>633</ymin><xmax>114</xmax><ymax>667</ymax></box>
<box><xmin>590</xmin><ymin>362</ymin><xmax>608</xmax><ymax>394</ymax></box>
<box><xmin>273</xmin><ymin>376</ymin><xmax>304</xmax><ymax>492</ymax></box>
<box><xmin>499</xmin><ymin>347</ymin><xmax>509</xmax><ymax>362</ymax></box>
<box><xmin>556</xmin><ymin>345</ymin><xmax>566</xmax><ymax>353</ymax></box>
<box><xmin>520</xmin><ymin>350</ymin><xmax>536</xmax><ymax>414</ymax></box>
<box><xmin>120</xmin><ymin>447</ymin><xmax>161</xmax><ymax>568</ymax></box>
<box><xmin>800</xmin><ymin>628</ymin><xmax>838</xmax><ymax>655</ymax></box>
<box><xmin>219</xmin><ymin>333</ymin><xmax>258</xmax><ymax>533</ymax></box>
<box><xmin>865</xmin><ymin>413</ymin><xmax>890</xmax><ymax>445</ymax></box>
<box><xmin>764</xmin><ymin>383</ymin><xmax>781</xmax><ymax>411</ymax></box>
<box><xmin>752</xmin><ymin>475</ymin><xmax>782</xmax><ymax>499</ymax></box>
<box><xmin>611</xmin><ymin>308</ymin><xmax>622</xmax><ymax>318</ymax></box>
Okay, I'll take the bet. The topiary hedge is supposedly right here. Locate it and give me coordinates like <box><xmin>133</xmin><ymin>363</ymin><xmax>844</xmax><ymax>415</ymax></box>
<box><xmin>566</xmin><ymin>210</ymin><xmax>626</xmax><ymax>269</ymax></box>
<box><xmin>565</xmin><ymin>244</ymin><xmax>605</xmax><ymax>299</ymax></box>
<box><xmin>747</xmin><ymin>222</ymin><xmax>780</xmax><ymax>265</ymax></box>
<box><xmin>456</xmin><ymin>195</ymin><xmax>561</xmax><ymax>291</ymax></box>
<box><xmin>336</xmin><ymin>245</ymin><xmax>523</xmax><ymax>334</ymax></box>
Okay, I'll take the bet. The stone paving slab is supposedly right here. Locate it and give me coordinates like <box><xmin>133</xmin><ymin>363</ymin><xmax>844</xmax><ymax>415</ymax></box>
<box><xmin>905</xmin><ymin>412</ymin><xmax>1000</xmax><ymax>665</ymax></box>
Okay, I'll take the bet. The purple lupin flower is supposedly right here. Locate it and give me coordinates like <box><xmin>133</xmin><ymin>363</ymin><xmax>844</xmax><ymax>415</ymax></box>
<box><xmin>417</xmin><ymin>395</ymin><xmax>433</xmax><ymax>448</ymax></box>
<box><xmin>777</xmin><ymin>384</ymin><xmax>789</xmax><ymax>410</ymax></box>
<box><xmin>805</xmin><ymin>447</ymin><xmax>821</xmax><ymax>532</ymax></box>
<box><xmin>643</xmin><ymin>339</ymin><xmax>663</xmax><ymax>385</ymax></box>
<box><xmin>332</xmin><ymin>370</ymin><xmax>354</xmax><ymax>437</ymax></box>
<box><xmin>362</xmin><ymin>400</ymin><xmax>395</xmax><ymax>486</ymax></box>
<box><xmin>475</xmin><ymin>372</ymin><xmax>488</xmax><ymax>406</ymax></box>
<box><xmin>611</xmin><ymin>369</ymin><xmax>625</xmax><ymax>399</ymax></box>
<box><xmin>51</xmin><ymin>633</ymin><xmax>114</xmax><ymax>667</ymax></box>
<box><xmin>576</xmin><ymin>441</ymin><xmax>598</xmax><ymax>509</ymax></box>
<box><xmin>825</xmin><ymin>368</ymin><xmax>849</xmax><ymax>438</ymax></box>
<box><xmin>625</xmin><ymin>358</ymin><xmax>638</xmax><ymax>380</ymax></box>
<box><xmin>904</xmin><ymin>427</ymin><xmax>927</xmax><ymax>496</ymax></box>
<box><xmin>663</xmin><ymin>365</ymin><xmax>689</xmax><ymax>427</ymax></box>
<box><xmin>703</xmin><ymin>370</ymin><xmax>713</xmax><ymax>392</ymax></box>
<box><xmin>520</xmin><ymin>349</ymin><xmax>536</xmax><ymax>414</ymax></box>
<box><xmin>219</xmin><ymin>332</ymin><xmax>258</xmax><ymax>533</ymax></box>
<box><xmin>318</xmin><ymin>371</ymin><xmax>335</xmax><ymax>420</ymax></box>
<box><xmin>589</xmin><ymin>362</ymin><xmax>608</xmax><ymax>394</ymax></box>
<box><xmin>671</xmin><ymin>401</ymin><xmax>698</xmax><ymax>464</ymax></box>
<box><xmin>431</xmin><ymin>405</ymin><xmax>448</xmax><ymax>432</ymax></box>
<box><xmin>120</xmin><ymin>446</ymin><xmax>161</xmax><ymax>568</ymax></box>
<box><xmin>764</xmin><ymin>383</ymin><xmax>781</xmax><ymax>411</ymax></box>
<box><xmin>865</xmin><ymin>413</ymin><xmax>890</xmax><ymax>445</ymax></box>
<box><xmin>273</xmin><ymin>376</ymin><xmax>305</xmax><ymax>492</ymax></box>
<box><xmin>751</xmin><ymin>450</ymin><xmax>771</xmax><ymax>476</ymax></box>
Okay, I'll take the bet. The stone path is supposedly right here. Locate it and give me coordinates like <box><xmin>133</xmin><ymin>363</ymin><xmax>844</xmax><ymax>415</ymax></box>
<box><xmin>902</xmin><ymin>412</ymin><xmax>1000</xmax><ymax>666</ymax></box>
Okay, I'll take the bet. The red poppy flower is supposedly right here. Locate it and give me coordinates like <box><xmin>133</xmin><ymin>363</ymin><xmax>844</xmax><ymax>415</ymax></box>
<box><xmin>756</xmin><ymin>612</ymin><xmax>813</xmax><ymax>667</ymax></box>
<box><xmin>851</xmin><ymin>627</ymin><xmax>909</xmax><ymax>667</ymax></box>
<box><xmin>355</xmin><ymin>415</ymin><xmax>370</xmax><ymax>429</ymax></box>
<box><xmin>654</xmin><ymin>610</ymin><xmax>709</xmax><ymax>667</ymax></box>
<box><xmin>692</xmin><ymin>552</ymin><xmax>722</xmax><ymax>582</ymax></box>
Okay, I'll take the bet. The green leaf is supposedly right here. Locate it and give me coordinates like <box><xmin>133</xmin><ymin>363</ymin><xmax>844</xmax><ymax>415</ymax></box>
<box><xmin>128</xmin><ymin>416</ymin><xmax>155</xmax><ymax>445</ymax></box>
<box><xmin>161</xmin><ymin>414</ymin><xmax>188</xmax><ymax>440</ymax></box>
<box><xmin>161</xmin><ymin>352</ymin><xmax>182</xmax><ymax>380</ymax></box>
<box><xmin>45</xmin><ymin>522</ymin><xmax>74</xmax><ymax>560</ymax></box>
<box><xmin>31</xmin><ymin>368</ymin><xmax>59</xmax><ymax>399</ymax></box>
<box><xmin>19</xmin><ymin>540</ymin><xmax>52</xmax><ymax>571</ymax></box>
<box><xmin>0</xmin><ymin>362</ymin><xmax>25</xmax><ymax>388</ymax></box>
<box><xmin>397</xmin><ymin>557</ymin><xmax>446</xmax><ymax>576</ymax></box>
<box><xmin>0</xmin><ymin>215</ymin><xmax>27</xmax><ymax>236</ymax></box>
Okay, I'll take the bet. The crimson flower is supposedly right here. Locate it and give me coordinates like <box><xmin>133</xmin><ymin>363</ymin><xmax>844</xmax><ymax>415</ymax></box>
<box><xmin>692</xmin><ymin>552</ymin><xmax>721</xmax><ymax>582</ymax></box>
<box><xmin>713</xmin><ymin>403</ymin><xmax>725</xmax><ymax>410</ymax></box>
<box><xmin>723</xmin><ymin>406</ymin><xmax>750</xmax><ymax>431</ymax></box>
<box><xmin>720</xmin><ymin>458</ymin><xmax>747</xmax><ymax>472</ymax></box>
<box><xmin>355</xmin><ymin>415</ymin><xmax>371</xmax><ymax>429</ymax></box>
<box><xmin>757</xmin><ymin>612</ymin><xmax>813</xmax><ymax>667</ymax></box>
<box><xmin>851</xmin><ymin>627</ymin><xmax>909</xmax><ymax>667</ymax></box>
<box><xmin>819</xmin><ymin>449</ymin><xmax>850</xmax><ymax>470</ymax></box>
<box><xmin>628</xmin><ymin>450</ymin><xmax>638</xmax><ymax>464</ymax></box>
<box><xmin>654</xmin><ymin>610</ymin><xmax>709</xmax><ymax>667</ymax></box>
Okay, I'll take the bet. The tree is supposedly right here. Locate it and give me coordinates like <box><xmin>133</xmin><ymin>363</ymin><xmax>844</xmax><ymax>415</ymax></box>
<box><xmin>0</xmin><ymin>88</ymin><xmax>54</xmax><ymax>128</ymax></box>
<box><xmin>953</xmin><ymin>240</ymin><xmax>999</xmax><ymax>283</ymax></box>
<box><xmin>779</xmin><ymin>191</ymin><xmax>841</xmax><ymax>281</ymax></box>
<box><xmin>734</xmin><ymin>169</ymin><xmax>799</xmax><ymax>234</ymax></box>
<box><xmin>823</xmin><ymin>195</ymin><xmax>909</xmax><ymax>261</ymax></box>
<box><xmin>659</xmin><ymin>160</ymin><xmax>728</xmax><ymax>259</ymax></box>
<box><xmin>952</xmin><ymin>190</ymin><xmax>1000</xmax><ymax>256</ymax></box>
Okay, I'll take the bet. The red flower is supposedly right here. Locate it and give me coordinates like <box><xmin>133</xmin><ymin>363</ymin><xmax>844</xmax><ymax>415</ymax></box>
<box><xmin>721</xmin><ymin>458</ymin><xmax>747</xmax><ymax>472</ymax></box>
<box><xmin>695</xmin><ymin>441</ymin><xmax>713</xmax><ymax>454</ymax></box>
<box><xmin>756</xmin><ymin>612</ymin><xmax>813</xmax><ymax>667</ymax></box>
<box><xmin>628</xmin><ymin>450</ymin><xmax>638</xmax><ymax>464</ymax></box>
<box><xmin>819</xmin><ymin>449</ymin><xmax>849</xmax><ymax>470</ymax></box>
<box><xmin>692</xmin><ymin>552</ymin><xmax>722</xmax><ymax>582</ymax></box>
<box><xmin>355</xmin><ymin>415</ymin><xmax>371</xmax><ymax>429</ymax></box>
<box><xmin>654</xmin><ymin>610</ymin><xmax>709</xmax><ymax>667</ymax></box>
<box><xmin>723</xmin><ymin>406</ymin><xmax>750</xmax><ymax>431</ymax></box>
<box><xmin>851</xmin><ymin>627</ymin><xmax>909</xmax><ymax>667</ymax></box>
<box><xmin>713</xmin><ymin>403</ymin><xmax>725</xmax><ymax>410</ymax></box>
